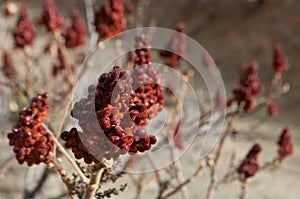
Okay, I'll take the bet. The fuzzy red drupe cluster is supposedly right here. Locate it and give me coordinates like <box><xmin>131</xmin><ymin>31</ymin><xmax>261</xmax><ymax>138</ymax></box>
<box><xmin>160</xmin><ymin>23</ymin><xmax>186</xmax><ymax>69</ymax></box>
<box><xmin>278</xmin><ymin>127</ymin><xmax>293</xmax><ymax>160</ymax></box>
<box><xmin>2</xmin><ymin>51</ymin><xmax>18</xmax><ymax>79</ymax></box>
<box><xmin>94</xmin><ymin>0</ymin><xmax>127</xmax><ymax>39</ymax></box>
<box><xmin>227</xmin><ymin>61</ymin><xmax>262</xmax><ymax>112</ymax></box>
<box><xmin>273</xmin><ymin>43</ymin><xmax>289</xmax><ymax>74</ymax></box>
<box><xmin>39</xmin><ymin>0</ymin><xmax>64</xmax><ymax>32</ymax></box>
<box><xmin>237</xmin><ymin>143</ymin><xmax>262</xmax><ymax>181</ymax></box>
<box><xmin>14</xmin><ymin>6</ymin><xmax>36</xmax><ymax>48</ymax></box>
<box><xmin>7</xmin><ymin>93</ymin><xmax>53</xmax><ymax>166</ymax></box>
<box><xmin>63</xmin><ymin>9</ymin><xmax>87</xmax><ymax>48</ymax></box>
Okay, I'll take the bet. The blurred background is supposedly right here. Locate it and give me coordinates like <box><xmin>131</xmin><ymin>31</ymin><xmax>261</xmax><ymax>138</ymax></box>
<box><xmin>0</xmin><ymin>0</ymin><xmax>299</xmax><ymax>198</ymax></box>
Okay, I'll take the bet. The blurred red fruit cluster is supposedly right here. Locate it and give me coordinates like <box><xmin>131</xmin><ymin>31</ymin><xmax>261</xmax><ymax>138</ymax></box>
<box><xmin>267</xmin><ymin>100</ymin><xmax>278</xmax><ymax>118</ymax></box>
<box><xmin>227</xmin><ymin>61</ymin><xmax>262</xmax><ymax>112</ymax></box>
<box><xmin>273</xmin><ymin>43</ymin><xmax>289</xmax><ymax>74</ymax></box>
<box><xmin>160</xmin><ymin>23</ymin><xmax>186</xmax><ymax>69</ymax></box>
<box><xmin>94</xmin><ymin>0</ymin><xmax>127</xmax><ymax>40</ymax></box>
<box><xmin>63</xmin><ymin>9</ymin><xmax>87</xmax><ymax>48</ymax></box>
<box><xmin>39</xmin><ymin>0</ymin><xmax>64</xmax><ymax>32</ymax></box>
<box><xmin>2</xmin><ymin>51</ymin><xmax>18</xmax><ymax>79</ymax></box>
<box><xmin>14</xmin><ymin>6</ymin><xmax>36</xmax><ymax>48</ymax></box>
<box><xmin>237</xmin><ymin>143</ymin><xmax>262</xmax><ymax>181</ymax></box>
<box><xmin>278</xmin><ymin>127</ymin><xmax>293</xmax><ymax>161</ymax></box>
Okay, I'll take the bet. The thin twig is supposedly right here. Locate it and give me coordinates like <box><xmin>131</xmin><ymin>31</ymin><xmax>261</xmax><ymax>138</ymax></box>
<box><xmin>55</xmin><ymin>89</ymin><xmax>74</xmax><ymax>140</ymax></box>
<box><xmin>243</xmin><ymin>117</ymin><xmax>271</xmax><ymax>133</ymax></box>
<box><xmin>147</xmin><ymin>152</ymin><xmax>163</xmax><ymax>189</ymax></box>
<box><xmin>136</xmin><ymin>0</ymin><xmax>146</xmax><ymax>28</ymax></box>
<box><xmin>166</xmin><ymin>74</ymin><xmax>190</xmax><ymax>199</ymax></box>
<box><xmin>268</xmin><ymin>72</ymin><xmax>281</xmax><ymax>98</ymax></box>
<box><xmin>53</xmin><ymin>30</ymin><xmax>74</xmax><ymax>86</ymax></box>
<box><xmin>0</xmin><ymin>155</ymin><xmax>15</xmax><ymax>179</ymax></box>
<box><xmin>140</xmin><ymin>170</ymin><xmax>164</xmax><ymax>190</ymax></box>
<box><xmin>215</xmin><ymin>151</ymin><xmax>237</xmax><ymax>190</ymax></box>
<box><xmin>134</xmin><ymin>174</ymin><xmax>145</xmax><ymax>199</ymax></box>
<box><xmin>115</xmin><ymin>39</ymin><xmax>123</xmax><ymax>66</ymax></box>
<box><xmin>260</xmin><ymin>157</ymin><xmax>281</xmax><ymax>170</ymax></box>
<box><xmin>169</xmin><ymin>149</ymin><xmax>189</xmax><ymax>199</ymax></box>
<box><xmin>51</xmin><ymin>156</ymin><xmax>78</xmax><ymax>199</ymax></box>
<box><xmin>167</xmin><ymin>113</ymin><xmax>189</xmax><ymax>199</ymax></box>
<box><xmin>83</xmin><ymin>0</ymin><xmax>98</xmax><ymax>50</ymax></box>
<box><xmin>43</xmin><ymin>124</ymin><xmax>89</xmax><ymax>183</ymax></box>
<box><xmin>161</xmin><ymin>160</ymin><xmax>207</xmax><ymax>199</ymax></box>
<box><xmin>23</xmin><ymin>47</ymin><xmax>32</xmax><ymax>97</ymax></box>
<box><xmin>128</xmin><ymin>173</ymin><xmax>140</xmax><ymax>188</ymax></box>
<box><xmin>206</xmin><ymin>111</ymin><xmax>240</xmax><ymax>199</ymax></box>
<box><xmin>240</xmin><ymin>181</ymin><xmax>248</xmax><ymax>199</ymax></box>
<box><xmin>76</xmin><ymin>42</ymin><xmax>105</xmax><ymax>82</ymax></box>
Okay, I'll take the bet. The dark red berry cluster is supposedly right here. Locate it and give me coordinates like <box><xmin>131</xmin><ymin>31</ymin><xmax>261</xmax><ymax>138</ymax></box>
<box><xmin>39</xmin><ymin>0</ymin><xmax>64</xmax><ymax>32</ymax></box>
<box><xmin>267</xmin><ymin>100</ymin><xmax>278</xmax><ymax>118</ymax></box>
<box><xmin>61</xmin><ymin>128</ymin><xmax>112</xmax><ymax>164</ymax></box>
<box><xmin>124</xmin><ymin>0</ymin><xmax>134</xmax><ymax>14</ymax></box>
<box><xmin>94</xmin><ymin>0</ymin><xmax>126</xmax><ymax>39</ymax></box>
<box><xmin>227</xmin><ymin>61</ymin><xmax>262</xmax><ymax>112</ymax></box>
<box><xmin>14</xmin><ymin>6</ymin><xmax>36</xmax><ymax>48</ymax></box>
<box><xmin>237</xmin><ymin>143</ymin><xmax>262</xmax><ymax>181</ymax></box>
<box><xmin>52</xmin><ymin>47</ymin><xmax>74</xmax><ymax>77</ymax></box>
<box><xmin>277</xmin><ymin>127</ymin><xmax>293</xmax><ymax>161</ymax></box>
<box><xmin>2</xmin><ymin>51</ymin><xmax>18</xmax><ymax>80</ymax></box>
<box><xmin>273</xmin><ymin>44</ymin><xmax>289</xmax><ymax>74</ymax></box>
<box><xmin>7</xmin><ymin>93</ymin><xmax>53</xmax><ymax>166</ymax></box>
<box><xmin>134</xmin><ymin>35</ymin><xmax>152</xmax><ymax>66</ymax></box>
<box><xmin>132</xmin><ymin>35</ymin><xmax>164</xmax><ymax>118</ymax></box>
<box><xmin>95</xmin><ymin>66</ymin><xmax>149</xmax><ymax>128</ymax></box>
<box><xmin>63</xmin><ymin>9</ymin><xmax>87</xmax><ymax>48</ymax></box>
<box><xmin>62</xmin><ymin>66</ymin><xmax>159</xmax><ymax>163</ymax></box>
<box><xmin>160</xmin><ymin>23</ymin><xmax>186</xmax><ymax>69</ymax></box>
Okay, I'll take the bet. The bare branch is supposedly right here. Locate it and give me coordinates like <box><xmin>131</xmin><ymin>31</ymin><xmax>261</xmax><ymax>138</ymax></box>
<box><xmin>161</xmin><ymin>160</ymin><xmax>207</xmax><ymax>199</ymax></box>
<box><xmin>44</xmin><ymin>124</ymin><xmax>89</xmax><ymax>183</ymax></box>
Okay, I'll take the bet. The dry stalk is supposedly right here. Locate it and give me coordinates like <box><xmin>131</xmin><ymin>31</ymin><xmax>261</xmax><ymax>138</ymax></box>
<box><xmin>260</xmin><ymin>157</ymin><xmax>281</xmax><ymax>170</ymax></box>
<box><xmin>166</xmin><ymin>82</ymin><xmax>190</xmax><ymax>199</ymax></box>
<box><xmin>54</xmin><ymin>91</ymin><xmax>74</xmax><ymax>140</ymax></box>
<box><xmin>168</xmin><ymin>147</ymin><xmax>189</xmax><ymax>199</ymax></box>
<box><xmin>51</xmin><ymin>156</ymin><xmax>78</xmax><ymax>199</ymax></box>
<box><xmin>23</xmin><ymin>46</ymin><xmax>32</xmax><ymax>97</ymax></box>
<box><xmin>161</xmin><ymin>160</ymin><xmax>207</xmax><ymax>199</ymax></box>
<box><xmin>133</xmin><ymin>174</ymin><xmax>146</xmax><ymax>199</ymax></box>
<box><xmin>83</xmin><ymin>159</ymin><xmax>113</xmax><ymax>199</ymax></box>
<box><xmin>240</xmin><ymin>180</ymin><xmax>249</xmax><ymax>199</ymax></box>
<box><xmin>53</xmin><ymin>30</ymin><xmax>74</xmax><ymax>85</ymax></box>
<box><xmin>206</xmin><ymin>111</ymin><xmax>240</xmax><ymax>199</ymax></box>
<box><xmin>0</xmin><ymin>155</ymin><xmax>15</xmax><ymax>179</ymax></box>
<box><xmin>146</xmin><ymin>152</ymin><xmax>163</xmax><ymax>191</ymax></box>
<box><xmin>215</xmin><ymin>151</ymin><xmax>237</xmax><ymax>190</ymax></box>
<box><xmin>115</xmin><ymin>39</ymin><xmax>123</xmax><ymax>66</ymax></box>
<box><xmin>140</xmin><ymin>169</ymin><xmax>164</xmax><ymax>190</ymax></box>
<box><xmin>44</xmin><ymin>124</ymin><xmax>89</xmax><ymax>183</ymax></box>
